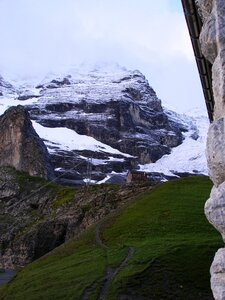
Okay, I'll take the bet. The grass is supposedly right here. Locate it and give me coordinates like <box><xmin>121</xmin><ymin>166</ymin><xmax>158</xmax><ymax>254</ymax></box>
<box><xmin>0</xmin><ymin>176</ymin><xmax>222</xmax><ymax>299</ymax></box>
<box><xmin>16</xmin><ymin>168</ymin><xmax>77</xmax><ymax>209</ymax></box>
<box><xmin>52</xmin><ymin>188</ymin><xmax>77</xmax><ymax>208</ymax></box>
<box><xmin>16</xmin><ymin>170</ymin><xmax>49</xmax><ymax>190</ymax></box>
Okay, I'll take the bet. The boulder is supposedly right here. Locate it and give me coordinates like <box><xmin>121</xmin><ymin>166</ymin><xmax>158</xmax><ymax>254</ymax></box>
<box><xmin>206</xmin><ymin>117</ymin><xmax>225</xmax><ymax>186</ymax></box>
<box><xmin>205</xmin><ymin>182</ymin><xmax>225</xmax><ymax>241</ymax></box>
<box><xmin>210</xmin><ymin>248</ymin><xmax>225</xmax><ymax>300</ymax></box>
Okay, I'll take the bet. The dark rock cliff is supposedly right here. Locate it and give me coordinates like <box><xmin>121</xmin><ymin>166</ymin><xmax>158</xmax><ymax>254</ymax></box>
<box><xmin>15</xmin><ymin>67</ymin><xmax>186</xmax><ymax>182</ymax></box>
<box><xmin>27</xmin><ymin>69</ymin><xmax>183</xmax><ymax>165</ymax></box>
<box><xmin>0</xmin><ymin>106</ymin><xmax>54</xmax><ymax>180</ymax></box>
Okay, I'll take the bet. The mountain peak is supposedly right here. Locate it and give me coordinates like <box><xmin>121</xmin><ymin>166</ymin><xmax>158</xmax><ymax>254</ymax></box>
<box><xmin>0</xmin><ymin>66</ymin><xmax>208</xmax><ymax>184</ymax></box>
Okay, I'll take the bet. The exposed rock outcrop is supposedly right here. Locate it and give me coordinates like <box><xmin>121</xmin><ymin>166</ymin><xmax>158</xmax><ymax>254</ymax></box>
<box><xmin>28</xmin><ymin>70</ymin><xmax>183</xmax><ymax>157</ymax></box>
<box><xmin>196</xmin><ymin>0</ymin><xmax>214</xmax><ymax>22</ymax></box>
<box><xmin>0</xmin><ymin>66</ymin><xmax>196</xmax><ymax>183</ymax></box>
<box><xmin>0</xmin><ymin>105</ymin><xmax>54</xmax><ymax>180</ymax></box>
<box><xmin>210</xmin><ymin>248</ymin><xmax>225</xmax><ymax>300</ymax></box>
<box><xmin>0</xmin><ymin>167</ymin><xmax>153</xmax><ymax>269</ymax></box>
<box><xmin>205</xmin><ymin>182</ymin><xmax>225</xmax><ymax>241</ymax></box>
<box><xmin>197</xmin><ymin>0</ymin><xmax>225</xmax><ymax>120</ymax></box>
<box><xmin>196</xmin><ymin>0</ymin><xmax>225</xmax><ymax>298</ymax></box>
<box><xmin>21</xmin><ymin>67</ymin><xmax>185</xmax><ymax>180</ymax></box>
<box><xmin>206</xmin><ymin>118</ymin><xmax>225</xmax><ymax>187</ymax></box>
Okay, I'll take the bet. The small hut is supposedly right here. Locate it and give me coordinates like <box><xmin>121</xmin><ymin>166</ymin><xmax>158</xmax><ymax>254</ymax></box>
<box><xmin>126</xmin><ymin>170</ymin><xmax>148</xmax><ymax>183</ymax></box>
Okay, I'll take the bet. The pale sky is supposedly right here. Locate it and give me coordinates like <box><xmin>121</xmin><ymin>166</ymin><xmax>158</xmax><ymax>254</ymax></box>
<box><xmin>0</xmin><ymin>0</ymin><xmax>206</xmax><ymax>114</ymax></box>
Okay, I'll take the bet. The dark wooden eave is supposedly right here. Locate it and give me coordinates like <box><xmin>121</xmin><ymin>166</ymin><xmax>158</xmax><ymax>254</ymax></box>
<box><xmin>181</xmin><ymin>0</ymin><xmax>214</xmax><ymax>121</ymax></box>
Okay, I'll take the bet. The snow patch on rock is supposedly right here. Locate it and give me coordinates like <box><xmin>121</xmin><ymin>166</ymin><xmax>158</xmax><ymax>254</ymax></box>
<box><xmin>139</xmin><ymin>109</ymin><xmax>209</xmax><ymax>176</ymax></box>
<box><xmin>32</xmin><ymin>121</ymin><xmax>132</xmax><ymax>157</ymax></box>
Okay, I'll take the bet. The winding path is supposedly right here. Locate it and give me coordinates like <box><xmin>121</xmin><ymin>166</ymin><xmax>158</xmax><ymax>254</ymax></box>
<box><xmin>97</xmin><ymin>247</ymin><xmax>134</xmax><ymax>300</ymax></box>
<box><xmin>95</xmin><ymin>224</ymin><xmax>108</xmax><ymax>249</ymax></box>
<box><xmin>80</xmin><ymin>224</ymin><xmax>134</xmax><ymax>300</ymax></box>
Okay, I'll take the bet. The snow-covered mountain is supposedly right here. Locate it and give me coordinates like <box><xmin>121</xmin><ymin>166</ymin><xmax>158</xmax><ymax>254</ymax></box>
<box><xmin>0</xmin><ymin>65</ymin><xmax>209</xmax><ymax>184</ymax></box>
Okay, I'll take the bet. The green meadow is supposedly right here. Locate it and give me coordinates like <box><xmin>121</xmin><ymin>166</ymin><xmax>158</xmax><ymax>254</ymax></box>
<box><xmin>0</xmin><ymin>177</ymin><xmax>221</xmax><ymax>299</ymax></box>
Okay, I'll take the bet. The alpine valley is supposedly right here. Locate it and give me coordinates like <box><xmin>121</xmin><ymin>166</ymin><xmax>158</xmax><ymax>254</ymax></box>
<box><xmin>0</xmin><ymin>65</ymin><xmax>218</xmax><ymax>300</ymax></box>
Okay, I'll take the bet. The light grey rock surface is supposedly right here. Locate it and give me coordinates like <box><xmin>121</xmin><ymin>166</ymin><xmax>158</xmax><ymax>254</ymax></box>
<box><xmin>195</xmin><ymin>0</ymin><xmax>214</xmax><ymax>22</ymax></box>
<box><xmin>198</xmin><ymin>0</ymin><xmax>225</xmax><ymax>120</ymax></box>
<box><xmin>212</xmin><ymin>53</ymin><xmax>225</xmax><ymax>120</ymax></box>
<box><xmin>206</xmin><ymin>118</ymin><xmax>225</xmax><ymax>186</ymax></box>
<box><xmin>211</xmin><ymin>248</ymin><xmax>225</xmax><ymax>300</ymax></box>
<box><xmin>199</xmin><ymin>5</ymin><xmax>217</xmax><ymax>64</ymax></box>
<box><xmin>197</xmin><ymin>0</ymin><xmax>225</xmax><ymax>298</ymax></box>
<box><xmin>205</xmin><ymin>183</ymin><xmax>225</xmax><ymax>242</ymax></box>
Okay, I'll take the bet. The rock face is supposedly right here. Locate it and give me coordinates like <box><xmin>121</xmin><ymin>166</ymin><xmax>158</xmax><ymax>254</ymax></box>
<box><xmin>197</xmin><ymin>0</ymin><xmax>225</xmax><ymax>120</ymax></box>
<box><xmin>28</xmin><ymin>68</ymin><xmax>183</xmax><ymax>163</ymax></box>
<box><xmin>205</xmin><ymin>182</ymin><xmax>225</xmax><ymax>242</ymax></box>
<box><xmin>206</xmin><ymin>118</ymin><xmax>225</xmax><ymax>187</ymax></box>
<box><xmin>0</xmin><ymin>105</ymin><xmax>54</xmax><ymax>180</ymax></box>
<box><xmin>0</xmin><ymin>166</ymin><xmax>153</xmax><ymax>268</ymax></box>
<box><xmin>196</xmin><ymin>0</ymin><xmax>225</xmax><ymax>298</ymax></box>
<box><xmin>17</xmin><ymin>66</ymin><xmax>185</xmax><ymax>181</ymax></box>
<box><xmin>210</xmin><ymin>249</ymin><xmax>225</xmax><ymax>300</ymax></box>
<box><xmin>0</xmin><ymin>66</ymin><xmax>189</xmax><ymax>183</ymax></box>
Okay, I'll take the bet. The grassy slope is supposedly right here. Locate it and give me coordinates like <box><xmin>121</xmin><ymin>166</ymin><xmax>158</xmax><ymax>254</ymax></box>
<box><xmin>0</xmin><ymin>177</ymin><xmax>222</xmax><ymax>300</ymax></box>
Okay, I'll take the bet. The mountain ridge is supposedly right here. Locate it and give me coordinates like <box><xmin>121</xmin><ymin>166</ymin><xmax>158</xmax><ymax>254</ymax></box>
<box><xmin>0</xmin><ymin>65</ymin><xmax>208</xmax><ymax>184</ymax></box>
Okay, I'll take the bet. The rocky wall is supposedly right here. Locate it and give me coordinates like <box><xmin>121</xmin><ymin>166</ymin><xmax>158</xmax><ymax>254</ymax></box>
<box><xmin>0</xmin><ymin>105</ymin><xmax>54</xmax><ymax>180</ymax></box>
<box><xmin>196</xmin><ymin>0</ymin><xmax>225</xmax><ymax>299</ymax></box>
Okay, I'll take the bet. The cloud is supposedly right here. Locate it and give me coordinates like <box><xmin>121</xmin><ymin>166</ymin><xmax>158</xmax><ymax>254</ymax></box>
<box><xmin>0</xmin><ymin>0</ymin><xmax>205</xmax><ymax>113</ymax></box>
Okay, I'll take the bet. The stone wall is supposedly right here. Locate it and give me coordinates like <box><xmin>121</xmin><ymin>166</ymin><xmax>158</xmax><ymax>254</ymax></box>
<box><xmin>196</xmin><ymin>0</ymin><xmax>225</xmax><ymax>299</ymax></box>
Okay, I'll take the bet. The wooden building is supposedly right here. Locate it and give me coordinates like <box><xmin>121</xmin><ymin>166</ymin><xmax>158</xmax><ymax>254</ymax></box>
<box><xmin>126</xmin><ymin>170</ymin><xmax>148</xmax><ymax>183</ymax></box>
